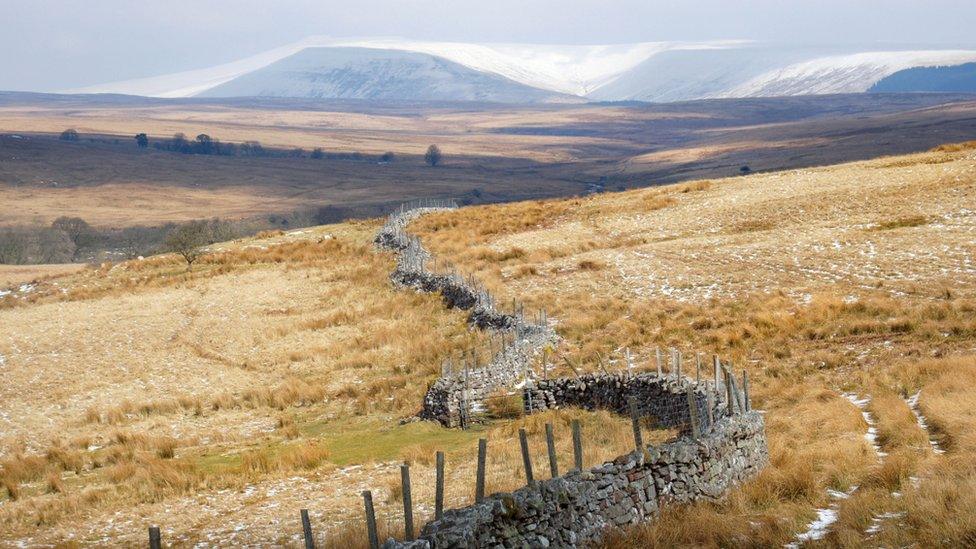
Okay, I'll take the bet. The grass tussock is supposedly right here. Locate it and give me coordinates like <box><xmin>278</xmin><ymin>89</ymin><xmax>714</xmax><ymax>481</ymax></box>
<box><xmin>240</xmin><ymin>442</ymin><xmax>331</xmax><ymax>476</ymax></box>
<box><xmin>930</xmin><ymin>140</ymin><xmax>976</xmax><ymax>152</ymax></box>
<box><xmin>870</xmin><ymin>214</ymin><xmax>930</xmax><ymax>231</ymax></box>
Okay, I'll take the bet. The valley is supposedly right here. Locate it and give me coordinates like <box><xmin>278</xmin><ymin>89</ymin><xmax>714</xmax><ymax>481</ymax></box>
<box><xmin>2</xmin><ymin>91</ymin><xmax>975</xmax><ymax>237</ymax></box>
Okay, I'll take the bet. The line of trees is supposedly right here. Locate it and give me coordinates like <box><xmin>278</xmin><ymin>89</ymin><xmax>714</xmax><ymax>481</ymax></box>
<box><xmin>0</xmin><ymin>206</ymin><xmax>344</xmax><ymax>266</ymax></box>
<box><xmin>59</xmin><ymin>128</ymin><xmax>441</xmax><ymax>165</ymax></box>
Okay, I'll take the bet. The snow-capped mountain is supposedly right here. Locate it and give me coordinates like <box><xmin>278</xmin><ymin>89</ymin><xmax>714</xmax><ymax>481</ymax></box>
<box><xmin>70</xmin><ymin>38</ymin><xmax>976</xmax><ymax>103</ymax></box>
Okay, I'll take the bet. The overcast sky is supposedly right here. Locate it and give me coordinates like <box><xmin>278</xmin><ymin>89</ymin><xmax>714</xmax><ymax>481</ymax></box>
<box><xmin>3</xmin><ymin>0</ymin><xmax>976</xmax><ymax>92</ymax></box>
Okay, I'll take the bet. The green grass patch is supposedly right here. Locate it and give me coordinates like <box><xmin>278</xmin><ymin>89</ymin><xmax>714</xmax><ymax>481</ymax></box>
<box><xmin>302</xmin><ymin>417</ymin><xmax>483</xmax><ymax>466</ymax></box>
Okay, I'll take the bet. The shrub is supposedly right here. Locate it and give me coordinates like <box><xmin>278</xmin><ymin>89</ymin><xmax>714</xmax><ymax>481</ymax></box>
<box><xmin>425</xmin><ymin>144</ymin><xmax>442</xmax><ymax>167</ymax></box>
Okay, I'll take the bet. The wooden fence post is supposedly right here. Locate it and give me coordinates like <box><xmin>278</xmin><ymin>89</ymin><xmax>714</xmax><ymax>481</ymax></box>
<box><xmin>673</xmin><ymin>348</ymin><xmax>682</xmax><ymax>379</ymax></box>
<box><xmin>435</xmin><ymin>451</ymin><xmax>445</xmax><ymax>520</ymax></box>
<box><xmin>706</xmin><ymin>391</ymin><xmax>715</xmax><ymax>428</ymax></box>
<box><xmin>401</xmin><ymin>464</ymin><xmax>414</xmax><ymax>541</ymax></box>
<box><xmin>724</xmin><ymin>369</ymin><xmax>736</xmax><ymax>415</ymax></box>
<box><xmin>363</xmin><ymin>491</ymin><xmax>379</xmax><ymax>549</ymax></box>
<box><xmin>518</xmin><ymin>429</ymin><xmax>535</xmax><ymax>487</ymax></box>
<box><xmin>476</xmin><ymin>438</ymin><xmax>487</xmax><ymax>503</ymax></box>
<box><xmin>148</xmin><ymin>526</ymin><xmax>161</xmax><ymax>549</ymax></box>
<box><xmin>686</xmin><ymin>387</ymin><xmax>701</xmax><ymax>438</ymax></box>
<box><xmin>743</xmin><ymin>370</ymin><xmax>751</xmax><ymax>411</ymax></box>
<box><xmin>461</xmin><ymin>362</ymin><xmax>470</xmax><ymax>429</ymax></box>
<box><xmin>545</xmin><ymin>423</ymin><xmax>558</xmax><ymax>478</ymax></box>
<box><xmin>542</xmin><ymin>348</ymin><xmax>548</xmax><ymax>380</ymax></box>
<box><xmin>572</xmin><ymin>419</ymin><xmax>583</xmax><ymax>472</ymax></box>
<box><xmin>629</xmin><ymin>399</ymin><xmax>643</xmax><ymax>452</ymax></box>
<box><xmin>655</xmin><ymin>347</ymin><xmax>663</xmax><ymax>376</ymax></box>
<box><xmin>696</xmin><ymin>353</ymin><xmax>702</xmax><ymax>384</ymax></box>
<box><xmin>300</xmin><ymin>509</ymin><xmax>315</xmax><ymax>549</ymax></box>
<box><xmin>713</xmin><ymin>355</ymin><xmax>721</xmax><ymax>397</ymax></box>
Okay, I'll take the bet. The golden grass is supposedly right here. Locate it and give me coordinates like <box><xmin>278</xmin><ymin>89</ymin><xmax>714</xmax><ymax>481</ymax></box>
<box><xmin>0</xmin><ymin>221</ymin><xmax>493</xmax><ymax>543</ymax></box>
<box><xmin>0</xmin><ymin>264</ymin><xmax>85</xmax><ymax>289</ymax></box>
<box><xmin>408</xmin><ymin>147</ymin><xmax>976</xmax><ymax>547</ymax></box>
<box><xmin>4</xmin><ymin>145</ymin><xmax>976</xmax><ymax>545</ymax></box>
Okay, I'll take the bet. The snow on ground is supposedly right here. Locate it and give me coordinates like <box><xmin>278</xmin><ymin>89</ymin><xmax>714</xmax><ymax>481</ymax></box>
<box><xmin>785</xmin><ymin>488</ymin><xmax>855</xmax><ymax>547</ymax></box>
<box><xmin>788</xmin><ymin>393</ymin><xmax>887</xmax><ymax>547</ymax></box>
<box><xmin>727</xmin><ymin>50</ymin><xmax>976</xmax><ymax>97</ymax></box>
<box><xmin>906</xmin><ymin>390</ymin><xmax>946</xmax><ymax>455</ymax></box>
<box><xmin>866</xmin><ymin>512</ymin><xmax>905</xmax><ymax>535</ymax></box>
<box><xmin>842</xmin><ymin>393</ymin><xmax>887</xmax><ymax>458</ymax></box>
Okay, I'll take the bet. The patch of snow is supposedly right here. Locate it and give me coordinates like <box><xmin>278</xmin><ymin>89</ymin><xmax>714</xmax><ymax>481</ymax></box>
<box><xmin>906</xmin><ymin>390</ymin><xmax>946</xmax><ymax>454</ymax></box>
<box><xmin>786</xmin><ymin>486</ymin><xmax>858</xmax><ymax>547</ymax></box>
<box><xmin>843</xmin><ymin>393</ymin><xmax>886</xmax><ymax>458</ymax></box>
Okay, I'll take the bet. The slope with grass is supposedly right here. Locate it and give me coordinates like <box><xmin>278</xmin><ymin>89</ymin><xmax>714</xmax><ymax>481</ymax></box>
<box><xmin>0</xmin><ymin>218</ymin><xmax>652</xmax><ymax>547</ymax></box>
<box><xmin>410</xmin><ymin>143</ymin><xmax>976</xmax><ymax>547</ymax></box>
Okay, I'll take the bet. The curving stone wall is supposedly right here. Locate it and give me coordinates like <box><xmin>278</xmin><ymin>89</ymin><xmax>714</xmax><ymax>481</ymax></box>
<box><xmin>524</xmin><ymin>372</ymin><xmax>717</xmax><ymax>434</ymax></box>
<box><xmin>386</xmin><ymin>412</ymin><xmax>768</xmax><ymax>548</ymax></box>
<box><xmin>374</xmin><ymin>202</ymin><xmax>769</xmax><ymax>546</ymax></box>
<box><xmin>374</xmin><ymin>201</ymin><xmax>558</xmax><ymax>427</ymax></box>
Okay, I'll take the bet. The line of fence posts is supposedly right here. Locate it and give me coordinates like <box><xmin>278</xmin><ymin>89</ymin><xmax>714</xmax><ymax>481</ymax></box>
<box><xmin>352</xmin><ymin>421</ymin><xmax>586</xmax><ymax>547</ymax></box>
<box><xmin>143</xmin><ymin>352</ymin><xmax>753</xmax><ymax>548</ymax></box>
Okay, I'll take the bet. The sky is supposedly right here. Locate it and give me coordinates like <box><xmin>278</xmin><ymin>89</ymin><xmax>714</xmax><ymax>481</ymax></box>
<box><xmin>2</xmin><ymin>0</ymin><xmax>976</xmax><ymax>92</ymax></box>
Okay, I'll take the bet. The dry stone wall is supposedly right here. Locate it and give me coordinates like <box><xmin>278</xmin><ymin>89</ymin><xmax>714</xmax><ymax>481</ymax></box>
<box><xmin>386</xmin><ymin>411</ymin><xmax>767</xmax><ymax>548</ymax></box>
<box><xmin>524</xmin><ymin>372</ymin><xmax>716</xmax><ymax>434</ymax></box>
<box><xmin>375</xmin><ymin>202</ymin><xmax>768</xmax><ymax>547</ymax></box>
<box><xmin>374</xmin><ymin>201</ymin><xmax>558</xmax><ymax>427</ymax></box>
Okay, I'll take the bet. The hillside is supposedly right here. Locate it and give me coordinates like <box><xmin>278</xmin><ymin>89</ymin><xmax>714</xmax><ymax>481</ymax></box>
<box><xmin>1</xmin><ymin>144</ymin><xmax>975</xmax><ymax>546</ymax></box>
<box><xmin>409</xmin><ymin>144</ymin><xmax>976</xmax><ymax>546</ymax></box>
<box><xmin>198</xmin><ymin>47</ymin><xmax>570</xmax><ymax>103</ymax></box>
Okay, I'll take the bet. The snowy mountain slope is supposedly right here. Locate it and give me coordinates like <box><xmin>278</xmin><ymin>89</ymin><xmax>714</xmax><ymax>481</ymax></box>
<box><xmin>724</xmin><ymin>50</ymin><xmax>976</xmax><ymax>97</ymax></box>
<box><xmin>69</xmin><ymin>37</ymin><xmax>744</xmax><ymax>100</ymax></box>
<box><xmin>69</xmin><ymin>37</ymin><xmax>976</xmax><ymax>103</ymax></box>
<box><xmin>585</xmin><ymin>46</ymin><xmax>823</xmax><ymax>102</ymax></box>
<box><xmin>197</xmin><ymin>47</ymin><xmax>570</xmax><ymax>102</ymax></box>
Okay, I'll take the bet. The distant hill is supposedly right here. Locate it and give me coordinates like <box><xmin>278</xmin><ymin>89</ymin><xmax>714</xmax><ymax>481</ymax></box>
<box><xmin>70</xmin><ymin>38</ymin><xmax>976</xmax><ymax>103</ymax></box>
<box><xmin>198</xmin><ymin>47</ymin><xmax>573</xmax><ymax>103</ymax></box>
<box><xmin>869</xmin><ymin>62</ymin><xmax>976</xmax><ymax>93</ymax></box>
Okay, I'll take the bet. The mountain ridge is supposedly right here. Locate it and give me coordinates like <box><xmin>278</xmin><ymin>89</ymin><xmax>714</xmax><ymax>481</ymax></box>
<box><xmin>68</xmin><ymin>38</ymin><xmax>976</xmax><ymax>103</ymax></box>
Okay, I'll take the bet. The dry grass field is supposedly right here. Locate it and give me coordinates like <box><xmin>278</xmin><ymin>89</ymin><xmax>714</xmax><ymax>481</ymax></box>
<box><xmin>410</xmin><ymin>143</ymin><xmax>976</xmax><ymax>547</ymax></box>
<box><xmin>0</xmin><ymin>221</ymin><xmax>653</xmax><ymax>547</ymax></box>
<box><xmin>2</xmin><ymin>118</ymin><xmax>976</xmax><ymax>545</ymax></box>
<box><xmin>0</xmin><ymin>264</ymin><xmax>83</xmax><ymax>288</ymax></box>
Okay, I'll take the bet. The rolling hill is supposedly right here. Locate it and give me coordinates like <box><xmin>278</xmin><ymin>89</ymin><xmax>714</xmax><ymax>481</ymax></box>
<box><xmin>71</xmin><ymin>38</ymin><xmax>976</xmax><ymax>103</ymax></box>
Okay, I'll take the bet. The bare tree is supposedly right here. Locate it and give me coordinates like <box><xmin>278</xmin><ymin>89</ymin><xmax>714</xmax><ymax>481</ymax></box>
<box><xmin>164</xmin><ymin>221</ymin><xmax>210</xmax><ymax>270</ymax></box>
<box><xmin>52</xmin><ymin>216</ymin><xmax>95</xmax><ymax>259</ymax></box>
<box><xmin>0</xmin><ymin>229</ymin><xmax>29</xmax><ymax>264</ymax></box>
<box><xmin>424</xmin><ymin>144</ymin><xmax>442</xmax><ymax>167</ymax></box>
